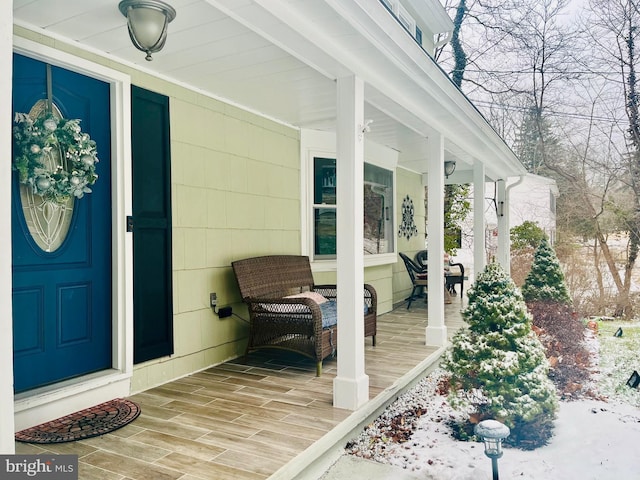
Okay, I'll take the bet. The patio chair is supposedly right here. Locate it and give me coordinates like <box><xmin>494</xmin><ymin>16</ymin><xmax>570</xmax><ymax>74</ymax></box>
<box><xmin>415</xmin><ymin>249</ymin><xmax>465</xmax><ymax>298</ymax></box>
<box><xmin>399</xmin><ymin>252</ymin><xmax>428</xmax><ymax>309</ymax></box>
<box><xmin>415</xmin><ymin>249</ymin><xmax>427</xmax><ymax>268</ymax></box>
<box><xmin>445</xmin><ymin>261</ymin><xmax>465</xmax><ymax>297</ymax></box>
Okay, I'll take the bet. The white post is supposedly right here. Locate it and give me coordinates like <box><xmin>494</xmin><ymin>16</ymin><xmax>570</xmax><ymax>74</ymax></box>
<box><xmin>473</xmin><ymin>160</ymin><xmax>486</xmax><ymax>281</ymax></box>
<box><xmin>0</xmin><ymin>1</ymin><xmax>16</xmax><ymax>453</ymax></box>
<box><xmin>496</xmin><ymin>179</ymin><xmax>510</xmax><ymax>273</ymax></box>
<box><xmin>426</xmin><ymin>134</ymin><xmax>447</xmax><ymax>346</ymax></box>
<box><xmin>333</xmin><ymin>75</ymin><xmax>369</xmax><ymax>410</ymax></box>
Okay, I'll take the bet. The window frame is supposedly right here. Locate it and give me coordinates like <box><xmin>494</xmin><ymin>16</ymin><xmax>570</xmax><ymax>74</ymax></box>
<box><xmin>301</xmin><ymin>130</ymin><xmax>398</xmax><ymax>271</ymax></box>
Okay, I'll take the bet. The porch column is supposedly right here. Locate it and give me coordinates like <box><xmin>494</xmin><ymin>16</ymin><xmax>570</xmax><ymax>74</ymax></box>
<box><xmin>496</xmin><ymin>179</ymin><xmax>510</xmax><ymax>273</ymax></box>
<box><xmin>0</xmin><ymin>0</ymin><xmax>16</xmax><ymax>453</ymax></box>
<box><xmin>333</xmin><ymin>75</ymin><xmax>369</xmax><ymax>410</ymax></box>
<box><xmin>473</xmin><ymin>159</ymin><xmax>486</xmax><ymax>281</ymax></box>
<box><xmin>426</xmin><ymin>134</ymin><xmax>447</xmax><ymax>346</ymax></box>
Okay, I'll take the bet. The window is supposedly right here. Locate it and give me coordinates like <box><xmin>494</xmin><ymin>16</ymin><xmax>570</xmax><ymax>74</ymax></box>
<box><xmin>415</xmin><ymin>26</ymin><xmax>422</xmax><ymax>45</ymax></box>
<box><xmin>379</xmin><ymin>0</ymin><xmax>421</xmax><ymax>45</ymax></box>
<box><xmin>312</xmin><ymin>157</ymin><xmax>395</xmax><ymax>259</ymax></box>
<box><xmin>313</xmin><ymin>157</ymin><xmax>337</xmax><ymax>257</ymax></box>
<box><xmin>364</xmin><ymin>163</ymin><xmax>394</xmax><ymax>254</ymax></box>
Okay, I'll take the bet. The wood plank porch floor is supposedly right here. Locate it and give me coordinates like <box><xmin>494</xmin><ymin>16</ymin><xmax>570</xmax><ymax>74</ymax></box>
<box><xmin>15</xmin><ymin>299</ymin><xmax>466</xmax><ymax>480</ymax></box>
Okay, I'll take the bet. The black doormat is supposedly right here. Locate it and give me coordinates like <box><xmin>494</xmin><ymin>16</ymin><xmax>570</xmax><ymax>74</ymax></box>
<box><xmin>15</xmin><ymin>398</ymin><xmax>141</xmax><ymax>444</ymax></box>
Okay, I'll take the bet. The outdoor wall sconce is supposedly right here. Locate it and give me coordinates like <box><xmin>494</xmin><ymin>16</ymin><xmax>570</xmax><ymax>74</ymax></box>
<box><xmin>627</xmin><ymin>370</ymin><xmax>640</xmax><ymax>388</ymax></box>
<box><xmin>444</xmin><ymin>160</ymin><xmax>456</xmax><ymax>178</ymax></box>
<box><xmin>475</xmin><ymin>419</ymin><xmax>510</xmax><ymax>480</ymax></box>
<box><xmin>119</xmin><ymin>0</ymin><xmax>176</xmax><ymax>61</ymax></box>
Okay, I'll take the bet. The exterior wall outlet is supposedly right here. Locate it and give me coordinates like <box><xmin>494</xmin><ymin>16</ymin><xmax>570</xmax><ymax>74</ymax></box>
<box><xmin>210</xmin><ymin>293</ymin><xmax>217</xmax><ymax>307</ymax></box>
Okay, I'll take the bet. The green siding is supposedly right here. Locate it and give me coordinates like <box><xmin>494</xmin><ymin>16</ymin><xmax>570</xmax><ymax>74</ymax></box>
<box><xmin>14</xmin><ymin>26</ymin><xmax>424</xmax><ymax>393</ymax></box>
<box><xmin>394</xmin><ymin>168</ymin><xmax>426</xmax><ymax>305</ymax></box>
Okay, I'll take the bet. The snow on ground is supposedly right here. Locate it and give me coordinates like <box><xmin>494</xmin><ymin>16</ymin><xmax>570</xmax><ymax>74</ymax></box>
<box><xmin>370</xmin><ymin>382</ymin><xmax>640</xmax><ymax>479</ymax></box>
<box><xmin>346</xmin><ymin>325</ymin><xmax>640</xmax><ymax>480</ymax></box>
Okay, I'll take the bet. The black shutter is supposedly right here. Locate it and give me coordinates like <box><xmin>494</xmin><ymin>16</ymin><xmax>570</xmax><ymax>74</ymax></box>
<box><xmin>131</xmin><ymin>85</ymin><xmax>173</xmax><ymax>363</ymax></box>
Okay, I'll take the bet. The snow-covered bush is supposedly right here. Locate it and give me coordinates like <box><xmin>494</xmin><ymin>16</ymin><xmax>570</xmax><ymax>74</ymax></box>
<box><xmin>441</xmin><ymin>262</ymin><xmax>558</xmax><ymax>449</ymax></box>
<box><xmin>521</xmin><ymin>237</ymin><xmax>571</xmax><ymax>304</ymax></box>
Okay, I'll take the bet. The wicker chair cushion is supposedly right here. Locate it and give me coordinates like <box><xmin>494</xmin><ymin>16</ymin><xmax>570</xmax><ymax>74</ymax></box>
<box><xmin>319</xmin><ymin>301</ymin><xmax>338</xmax><ymax>327</ymax></box>
<box><xmin>318</xmin><ymin>301</ymin><xmax>369</xmax><ymax>328</ymax></box>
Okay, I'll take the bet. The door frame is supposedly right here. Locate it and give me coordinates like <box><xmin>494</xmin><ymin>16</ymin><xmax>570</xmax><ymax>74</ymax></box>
<box><xmin>10</xmin><ymin>37</ymin><xmax>133</xmax><ymax>431</ymax></box>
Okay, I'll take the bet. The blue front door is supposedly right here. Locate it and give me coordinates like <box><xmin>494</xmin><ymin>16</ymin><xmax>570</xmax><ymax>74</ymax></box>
<box><xmin>12</xmin><ymin>54</ymin><xmax>112</xmax><ymax>393</ymax></box>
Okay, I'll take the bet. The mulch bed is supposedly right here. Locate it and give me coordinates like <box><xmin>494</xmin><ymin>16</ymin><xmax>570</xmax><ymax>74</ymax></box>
<box><xmin>15</xmin><ymin>398</ymin><xmax>141</xmax><ymax>444</ymax></box>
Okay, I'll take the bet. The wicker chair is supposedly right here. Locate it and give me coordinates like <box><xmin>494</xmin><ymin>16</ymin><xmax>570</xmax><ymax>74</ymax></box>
<box><xmin>415</xmin><ymin>249</ymin><xmax>465</xmax><ymax>298</ymax></box>
<box><xmin>231</xmin><ymin>255</ymin><xmax>377</xmax><ymax>376</ymax></box>
<box><xmin>445</xmin><ymin>262</ymin><xmax>465</xmax><ymax>297</ymax></box>
<box><xmin>399</xmin><ymin>252</ymin><xmax>428</xmax><ymax>309</ymax></box>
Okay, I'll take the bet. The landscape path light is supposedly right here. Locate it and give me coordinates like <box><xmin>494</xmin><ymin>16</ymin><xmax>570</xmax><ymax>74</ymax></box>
<box><xmin>627</xmin><ymin>370</ymin><xmax>640</xmax><ymax>388</ymax></box>
<box><xmin>475</xmin><ymin>419</ymin><xmax>510</xmax><ymax>480</ymax></box>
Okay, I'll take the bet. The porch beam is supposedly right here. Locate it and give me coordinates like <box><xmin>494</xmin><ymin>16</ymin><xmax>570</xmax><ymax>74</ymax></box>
<box><xmin>333</xmin><ymin>75</ymin><xmax>369</xmax><ymax>410</ymax></box>
<box><xmin>0</xmin><ymin>0</ymin><xmax>15</xmax><ymax>453</ymax></box>
<box><xmin>426</xmin><ymin>133</ymin><xmax>447</xmax><ymax>346</ymax></box>
<box><xmin>473</xmin><ymin>159</ymin><xmax>486</xmax><ymax>281</ymax></box>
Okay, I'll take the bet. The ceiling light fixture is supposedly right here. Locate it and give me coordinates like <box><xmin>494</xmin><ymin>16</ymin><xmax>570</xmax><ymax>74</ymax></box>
<box><xmin>444</xmin><ymin>160</ymin><xmax>456</xmax><ymax>178</ymax></box>
<box><xmin>119</xmin><ymin>0</ymin><xmax>176</xmax><ymax>61</ymax></box>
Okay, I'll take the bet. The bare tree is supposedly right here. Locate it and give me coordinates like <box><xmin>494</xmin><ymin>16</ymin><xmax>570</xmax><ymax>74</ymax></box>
<box><xmin>564</xmin><ymin>0</ymin><xmax>640</xmax><ymax>316</ymax></box>
<box><xmin>439</xmin><ymin>0</ymin><xmax>581</xmax><ymax>145</ymax></box>
<box><xmin>449</xmin><ymin>0</ymin><xmax>468</xmax><ymax>88</ymax></box>
<box><xmin>436</xmin><ymin>0</ymin><xmax>640</xmax><ymax>317</ymax></box>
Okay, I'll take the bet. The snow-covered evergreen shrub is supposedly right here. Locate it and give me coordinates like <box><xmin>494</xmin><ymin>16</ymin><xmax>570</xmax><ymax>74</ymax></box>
<box><xmin>521</xmin><ymin>237</ymin><xmax>571</xmax><ymax>304</ymax></box>
<box><xmin>441</xmin><ymin>262</ymin><xmax>558</xmax><ymax>449</ymax></box>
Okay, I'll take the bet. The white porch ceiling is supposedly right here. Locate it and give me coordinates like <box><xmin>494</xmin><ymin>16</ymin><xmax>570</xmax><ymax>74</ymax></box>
<box><xmin>12</xmin><ymin>0</ymin><xmax>525</xmax><ymax>180</ymax></box>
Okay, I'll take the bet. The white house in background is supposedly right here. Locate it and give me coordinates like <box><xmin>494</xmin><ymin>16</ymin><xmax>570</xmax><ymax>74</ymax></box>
<box><xmin>509</xmin><ymin>174</ymin><xmax>558</xmax><ymax>244</ymax></box>
<box><xmin>1</xmin><ymin>0</ymin><xmax>527</xmax><ymax>452</ymax></box>
<box><xmin>452</xmin><ymin>174</ymin><xmax>559</xmax><ymax>280</ymax></box>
